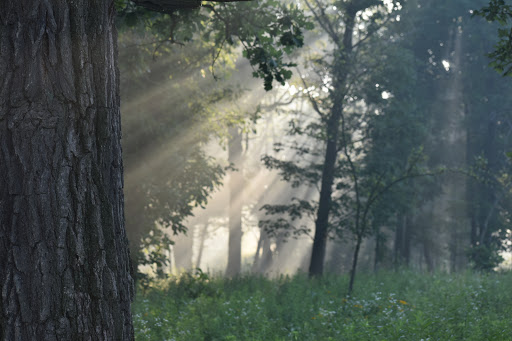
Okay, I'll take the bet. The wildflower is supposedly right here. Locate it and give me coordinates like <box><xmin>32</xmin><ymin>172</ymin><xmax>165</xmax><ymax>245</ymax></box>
<box><xmin>399</xmin><ymin>300</ymin><xmax>408</xmax><ymax>305</ymax></box>
<box><xmin>353</xmin><ymin>304</ymin><xmax>363</xmax><ymax>309</ymax></box>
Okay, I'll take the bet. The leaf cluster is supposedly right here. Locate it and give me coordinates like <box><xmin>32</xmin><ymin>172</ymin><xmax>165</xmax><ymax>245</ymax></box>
<box><xmin>474</xmin><ymin>0</ymin><xmax>512</xmax><ymax>75</ymax></box>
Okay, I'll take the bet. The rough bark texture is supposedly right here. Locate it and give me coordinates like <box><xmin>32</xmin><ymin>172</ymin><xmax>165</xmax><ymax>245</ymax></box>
<box><xmin>0</xmin><ymin>1</ymin><xmax>134</xmax><ymax>339</ymax></box>
<box><xmin>225</xmin><ymin>127</ymin><xmax>243</xmax><ymax>276</ymax></box>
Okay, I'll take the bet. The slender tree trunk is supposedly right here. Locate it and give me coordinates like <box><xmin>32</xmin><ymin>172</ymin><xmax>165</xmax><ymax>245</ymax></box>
<box><xmin>393</xmin><ymin>214</ymin><xmax>403</xmax><ymax>267</ymax></box>
<box><xmin>309</xmin><ymin>11</ymin><xmax>356</xmax><ymax>277</ymax></box>
<box><xmin>309</xmin><ymin>112</ymin><xmax>341</xmax><ymax>276</ymax></box>
<box><xmin>423</xmin><ymin>206</ymin><xmax>435</xmax><ymax>273</ymax></box>
<box><xmin>373</xmin><ymin>224</ymin><xmax>382</xmax><ymax>273</ymax></box>
<box><xmin>195</xmin><ymin>223</ymin><xmax>208</xmax><ymax>269</ymax></box>
<box><xmin>348</xmin><ymin>233</ymin><xmax>363</xmax><ymax>295</ymax></box>
<box><xmin>423</xmin><ymin>241</ymin><xmax>434</xmax><ymax>273</ymax></box>
<box><xmin>174</xmin><ymin>228</ymin><xmax>193</xmax><ymax>270</ymax></box>
<box><xmin>252</xmin><ymin>232</ymin><xmax>263</xmax><ymax>272</ymax></box>
<box><xmin>226</xmin><ymin>126</ymin><xmax>243</xmax><ymax>276</ymax></box>
<box><xmin>0</xmin><ymin>1</ymin><xmax>134</xmax><ymax>339</ymax></box>
<box><xmin>404</xmin><ymin>215</ymin><xmax>412</xmax><ymax>266</ymax></box>
<box><xmin>393</xmin><ymin>214</ymin><xmax>412</xmax><ymax>267</ymax></box>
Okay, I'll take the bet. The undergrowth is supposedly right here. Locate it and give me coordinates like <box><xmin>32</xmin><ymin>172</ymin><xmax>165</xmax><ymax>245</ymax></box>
<box><xmin>132</xmin><ymin>270</ymin><xmax>512</xmax><ymax>340</ymax></box>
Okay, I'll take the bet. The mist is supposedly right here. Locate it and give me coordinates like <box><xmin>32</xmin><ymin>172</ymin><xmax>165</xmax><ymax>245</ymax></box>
<box><xmin>118</xmin><ymin>0</ymin><xmax>512</xmax><ymax>285</ymax></box>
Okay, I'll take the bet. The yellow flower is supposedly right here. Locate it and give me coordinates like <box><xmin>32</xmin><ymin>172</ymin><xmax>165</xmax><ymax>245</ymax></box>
<box><xmin>353</xmin><ymin>304</ymin><xmax>363</xmax><ymax>309</ymax></box>
<box><xmin>399</xmin><ymin>300</ymin><xmax>408</xmax><ymax>305</ymax></box>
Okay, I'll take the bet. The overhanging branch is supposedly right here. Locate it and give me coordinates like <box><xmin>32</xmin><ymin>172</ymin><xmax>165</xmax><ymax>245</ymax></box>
<box><xmin>134</xmin><ymin>0</ymin><xmax>251</xmax><ymax>13</ymax></box>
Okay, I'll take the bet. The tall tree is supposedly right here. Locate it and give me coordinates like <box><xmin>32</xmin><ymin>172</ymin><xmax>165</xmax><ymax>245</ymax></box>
<box><xmin>0</xmin><ymin>1</ymin><xmax>134</xmax><ymax>338</ymax></box>
<box><xmin>260</xmin><ymin>0</ymin><xmax>402</xmax><ymax>277</ymax></box>
<box><xmin>225</xmin><ymin>126</ymin><xmax>244</xmax><ymax>276</ymax></box>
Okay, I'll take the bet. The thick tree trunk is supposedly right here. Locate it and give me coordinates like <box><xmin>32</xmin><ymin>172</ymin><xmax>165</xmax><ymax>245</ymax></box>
<box><xmin>0</xmin><ymin>1</ymin><xmax>134</xmax><ymax>339</ymax></box>
<box><xmin>226</xmin><ymin>126</ymin><xmax>243</xmax><ymax>276</ymax></box>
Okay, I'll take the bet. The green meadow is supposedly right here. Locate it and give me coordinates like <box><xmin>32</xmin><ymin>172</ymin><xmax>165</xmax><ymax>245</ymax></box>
<box><xmin>133</xmin><ymin>271</ymin><xmax>512</xmax><ymax>340</ymax></box>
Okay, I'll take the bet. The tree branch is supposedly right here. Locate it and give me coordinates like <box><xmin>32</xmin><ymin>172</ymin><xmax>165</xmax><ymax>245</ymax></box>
<box><xmin>134</xmin><ymin>0</ymin><xmax>251</xmax><ymax>13</ymax></box>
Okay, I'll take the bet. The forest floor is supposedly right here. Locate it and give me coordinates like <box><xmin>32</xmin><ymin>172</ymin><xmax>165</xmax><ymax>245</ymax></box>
<box><xmin>132</xmin><ymin>270</ymin><xmax>512</xmax><ymax>340</ymax></box>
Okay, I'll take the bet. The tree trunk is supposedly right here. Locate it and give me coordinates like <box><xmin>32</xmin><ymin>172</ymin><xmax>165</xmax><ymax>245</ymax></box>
<box><xmin>394</xmin><ymin>214</ymin><xmax>412</xmax><ymax>267</ymax></box>
<box><xmin>0</xmin><ymin>1</ymin><xmax>134</xmax><ymax>339</ymax></box>
<box><xmin>174</xmin><ymin>229</ymin><xmax>194</xmax><ymax>271</ymax></box>
<box><xmin>348</xmin><ymin>233</ymin><xmax>363</xmax><ymax>295</ymax></box>
<box><xmin>308</xmin><ymin>10</ymin><xmax>356</xmax><ymax>277</ymax></box>
<box><xmin>195</xmin><ymin>223</ymin><xmax>208</xmax><ymax>269</ymax></box>
<box><xmin>308</xmin><ymin>112</ymin><xmax>341</xmax><ymax>276</ymax></box>
<box><xmin>373</xmin><ymin>223</ymin><xmax>383</xmax><ymax>272</ymax></box>
<box><xmin>252</xmin><ymin>232</ymin><xmax>263</xmax><ymax>271</ymax></box>
<box><xmin>393</xmin><ymin>214</ymin><xmax>403</xmax><ymax>267</ymax></box>
<box><xmin>226</xmin><ymin>126</ymin><xmax>243</xmax><ymax>276</ymax></box>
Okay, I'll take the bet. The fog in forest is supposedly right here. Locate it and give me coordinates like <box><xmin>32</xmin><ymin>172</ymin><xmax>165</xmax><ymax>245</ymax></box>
<box><xmin>117</xmin><ymin>0</ymin><xmax>512</xmax><ymax>285</ymax></box>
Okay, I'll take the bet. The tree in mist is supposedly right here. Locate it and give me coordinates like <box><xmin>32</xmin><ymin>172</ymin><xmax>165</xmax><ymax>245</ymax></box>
<box><xmin>115</xmin><ymin>0</ymin><xmax>310</xmax><ymax>280</ymax></box>
<box><xmin>225</xmin><ymin>89</ymin><xmax>299</xmax><ymax>276</ymax></box>
<box><xmin>260</xmin><ymin>0</ymin><xmax>405</xmax><ymax>279</ymax></box>
<box><xmin>119</xmin><ymin>29</ymin><xmax>236</xmax><ymax>280</ymax></box>
<box><xmin>225</xmin><ymin>126</ymin><xmax>244</xmax><ymax>275</ymax></box>
<box><xmin>358</xmin><ymin>0</ymin><xmax>512</xmax><ymax>273</ymax></box>
<box><xmin>404</xmin><ymin>0</ymin><xmax>512</xmax><ymax>271</ymax></box>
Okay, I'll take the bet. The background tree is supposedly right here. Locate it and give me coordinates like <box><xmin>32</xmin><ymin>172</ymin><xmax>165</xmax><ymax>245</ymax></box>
<box><xmin>260</xmin><ymin>0</ymin><xmax>404</xmax><ymax>279</ymax></box>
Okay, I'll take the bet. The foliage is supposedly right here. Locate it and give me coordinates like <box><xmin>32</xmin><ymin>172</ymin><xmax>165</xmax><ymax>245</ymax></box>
<box><xmin>116</xmin><ymin>0</ymin><xmax>312</xmax><ymax>90</ymax></box>
<box><xmin>137</xmin><ymin>228</ymin><xmax>174</xmax><ymax>294</ymax></box>
<box><xmin>118</xmin><ymin>13</ymin><xmax>234</xmax><ymax>279</ymax></box>
<box><xmin>116</xmin><ymin>0</ymin><xmax>313</xmax><ymax>280</ymax></box>
<box><xmin>474</xmin><ymin>0</ymin><xmax>512</xmax><ymax>75</ymax></box>
<box><xmin>467</xmin><ymin>244</ymin><xmax>505</xmax><ymax>271</ymax></box>
<box><xmin>133</xmin><ymin>270</ymin><xmax>512</xmax><ymax>340</ymax></box>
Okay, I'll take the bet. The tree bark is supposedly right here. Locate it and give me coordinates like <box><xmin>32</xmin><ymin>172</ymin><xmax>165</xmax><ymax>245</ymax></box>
<box><xmin>308</xmin><ymin>110</ymin><xmax>341</xmax><ymax>276</ymax></box>
<box><xmin>0</xmin><ymin>1</ymin><xmax>134</xmax><ymax>339</ymax></box>
<box><xmin>225</xmin><ymin>126</ymin><xmax>243</xmax><ymax>276</ymax></box>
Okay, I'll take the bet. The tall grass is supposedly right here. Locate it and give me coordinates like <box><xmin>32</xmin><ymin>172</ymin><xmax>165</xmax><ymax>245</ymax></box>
<box><xmin>133</xmin><ymin>270</ymin><xmax>512</xmax><ymax>340</ymax></box>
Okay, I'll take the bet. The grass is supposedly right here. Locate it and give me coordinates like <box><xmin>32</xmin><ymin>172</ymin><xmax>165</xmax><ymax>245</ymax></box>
<box><xmin>132</xmin><ymin>270</ymin><xmax>512</xmax><ymax>340</ymax></box>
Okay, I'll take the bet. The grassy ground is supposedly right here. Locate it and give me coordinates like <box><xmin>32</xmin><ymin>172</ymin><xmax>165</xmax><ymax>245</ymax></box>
<box><xmin>132</xmin><ymin>270</ymin><xmax>512</xmax><ymax>340</ymax></box>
